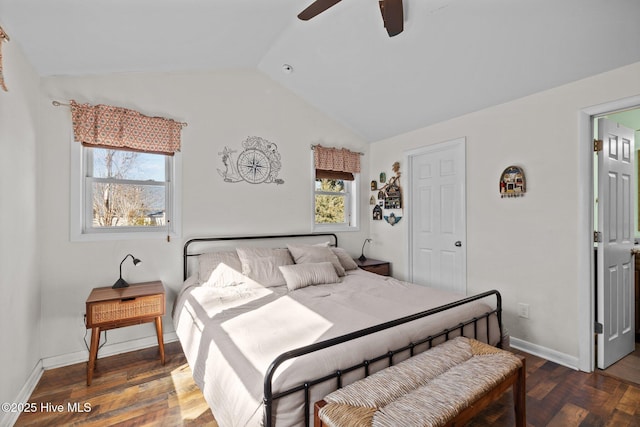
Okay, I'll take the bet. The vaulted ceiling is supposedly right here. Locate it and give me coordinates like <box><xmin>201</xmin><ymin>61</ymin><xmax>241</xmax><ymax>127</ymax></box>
<box><xmin>1</xmin><ymin>0</ymin><xmax>639</xmax><ymax>141</ymax></box>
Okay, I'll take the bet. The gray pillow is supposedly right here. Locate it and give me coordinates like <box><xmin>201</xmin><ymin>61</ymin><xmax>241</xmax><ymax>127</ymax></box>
<box><xmin>236</xmin><ymin>247</ymin><xmax>294</xmax><ymax>287</ymax></box>
<box><xmin>279</xmin><ymin>262</ymin><xmax>340</xmax><ymax>291</ymax></box>
<box><xmin>287</xmin><ymin>244</ymin><xmax>346</xmax><ymax>276</ymax></box>
<box><xmin>331</xmin><ymin>247</ymin><xmax>359</xmax><ymax>271</ymax></box>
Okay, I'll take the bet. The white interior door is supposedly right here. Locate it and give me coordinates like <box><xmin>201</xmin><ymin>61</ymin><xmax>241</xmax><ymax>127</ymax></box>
<box><xmin>597</xmin><ymin>117</ymin><xmax>636</xmax><ymax>369</ymax></box>
<box><xmin>407</xmin><ymin>138</ymin><xmax>466</xmax><ymax>294</ymax></box>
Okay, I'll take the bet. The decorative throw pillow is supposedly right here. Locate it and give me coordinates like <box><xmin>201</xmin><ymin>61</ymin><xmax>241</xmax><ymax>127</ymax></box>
<box><xmin>236</xmin><ymin>247</ymin><xmax>294</xmax><ymax>287</ymax></box>
<box><xmin>198</xmin><ymin>251</ymin><xmax>243</xmax><ymax>281</ymax></box>
<box><xmin>279</xmin><ymin>262</ymin><xmax>340</xmax><ymax>291</ymax></box>
<box><xmin>287</xmin><ymin>244</ymin><xmax>346</xmax><ymax>276</ymax></box>
<box><xmin>331</xmin><ymin>247</ymin><xmax>359</xmax><ymax>271</ymax></box>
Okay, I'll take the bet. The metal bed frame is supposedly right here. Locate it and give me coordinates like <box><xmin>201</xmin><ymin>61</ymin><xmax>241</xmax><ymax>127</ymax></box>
<box><xmin>182</xmin><ymin>233</ymin><xmax>503</xmax><ymax>427</ymax></box>
<box><xmin>183</xmin><ymin>232</ymin><xmax>340</xmax><ymax>281</ymax></box>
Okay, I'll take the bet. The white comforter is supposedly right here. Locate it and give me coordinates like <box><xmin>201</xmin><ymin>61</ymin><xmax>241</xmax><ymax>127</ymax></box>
<box><xmin>173</xmin><ymin>265</ymin><xmax>499</xmax><ymax>427</ymax></box>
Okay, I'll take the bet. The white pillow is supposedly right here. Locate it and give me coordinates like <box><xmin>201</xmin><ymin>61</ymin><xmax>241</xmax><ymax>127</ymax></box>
<box><xmin>279</xmin><ymin>262</ymin><xmax>340</xmax><ymax>291</ymax></box>
<box><xmin>236</xmin><ymin>247</ymin><xmax>294</xmax><ymax>287</ymax></box>
<box><xmin>287</xmin><ymin>244</ymin><xmax>346</xmax><ymax>276</ymax></box>
<box><xmin>204</xmin><ymin>262</ymin><xmax>258</xmax><ymax>288</ymax></box>
<box><xmin>198</xmin><ymin>251</ymin><xmax>243</xmax><ymax>281</ymax></box>
<box><xmin>331</xmin><ymin>247</ymin><xmax>359</xmax><ymax>271</ymax></box>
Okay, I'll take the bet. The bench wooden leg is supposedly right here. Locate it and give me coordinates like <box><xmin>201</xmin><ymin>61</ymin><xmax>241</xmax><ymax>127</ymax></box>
<box><xmin>514</xmin><ymin>355</ymin><xmax>527</xmax><ymax>427</ymax></box>
<box><xmin>314</xmin><ymin>400</ymin><xmax>327</xmax><ymax>427</ymax></box>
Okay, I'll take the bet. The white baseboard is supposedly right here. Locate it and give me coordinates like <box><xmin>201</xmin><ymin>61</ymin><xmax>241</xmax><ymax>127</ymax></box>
<box><xmin>0</xmin><ymin>360</ymin><xmax>44</xmax><ymax>427</ymax></box>
<box><xmin>510</xmin><ymin>337</ymin><xmax>579</xmax><ymax>370</ymax></box>
<box><xmin>42</xmin><ymin>332</ymin><xmax>178</xmax><ymax>370</ymax></box>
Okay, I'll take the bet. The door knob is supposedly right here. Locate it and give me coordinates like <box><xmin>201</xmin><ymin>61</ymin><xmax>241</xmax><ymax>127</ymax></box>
<box><xmin>631</xmin><ymin>247</ymin><xmax>640</xmax><ymax>256</ymax></box>
<box><xmin>455</xmin><ymin>241</ymin><xmax>462</xmax><ymax>247</ymax></box>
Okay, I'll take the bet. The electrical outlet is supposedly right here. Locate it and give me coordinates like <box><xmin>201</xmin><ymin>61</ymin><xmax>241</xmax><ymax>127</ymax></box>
<box><xmin>517</xmin><ymin>303</ymin><xmax>530</xmax><ymax>319</ymax></box>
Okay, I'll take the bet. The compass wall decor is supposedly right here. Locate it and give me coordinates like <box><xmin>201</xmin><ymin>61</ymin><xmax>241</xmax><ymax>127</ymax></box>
<box><xmin>217</xmin><ymin>136</ymin><xmax>284</xmax><ymax>184</ymax></box>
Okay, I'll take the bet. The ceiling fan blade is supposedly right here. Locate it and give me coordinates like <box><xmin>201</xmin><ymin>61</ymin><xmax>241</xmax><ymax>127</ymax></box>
<box><xmin>298</xmin><ymin>0</ymin><xmax>343</xmax><ymax>20</ymax></box>
<box><xmin>379</xmin><ymin>0</ymin><xmax>403</xmax><ymax>37</ymax></box>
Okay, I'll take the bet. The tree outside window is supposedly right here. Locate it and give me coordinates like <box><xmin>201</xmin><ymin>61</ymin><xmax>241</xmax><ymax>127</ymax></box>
<box><xmin>87</xmin><ymin>148</ymin><xmax>169</xmax><ymax>230</ymax></box>
<box><xmin>315</xmin><ymin>178</ymin><xmax>347</xmax><ymax>224</ymax></box>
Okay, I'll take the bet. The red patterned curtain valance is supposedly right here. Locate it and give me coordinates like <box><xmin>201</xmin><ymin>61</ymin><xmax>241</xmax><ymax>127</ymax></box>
<box><xmin>70</xmin><ymin>100</ymin><xmax>184</xmax><ymax>155</ymax></box>
<box><xmin>314</xmin><ymin>145</ymin><xmax>361</xmax><ymax>175</ymax></box>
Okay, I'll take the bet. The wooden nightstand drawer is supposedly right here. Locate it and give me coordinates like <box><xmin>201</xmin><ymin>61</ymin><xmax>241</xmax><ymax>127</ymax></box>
<box><xmin>362</xmin><ymin>263</ymin><xmax>390</xmax><ymax>276</ymax></box>
<box><xmin>354</xmin><ymin>258</ymin><xmax>391</xmax><ymax>276</ymax></box>
<box><xmin>88</xmin><ymin>294</ymin><xmax>164</xmax><ymax>327</ymax></box>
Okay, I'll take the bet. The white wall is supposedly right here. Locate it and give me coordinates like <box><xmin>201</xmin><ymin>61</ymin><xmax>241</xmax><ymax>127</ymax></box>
<box><xmin>367</xmin><ymin>62</ymin><xmax>640</xmax><ymax>363</ymax></box>
<box><xmin>0</xmin><ymin>39</ymin><xmax>41</xmax><ymax>414</ymax></box>
<box><xmin>7</xmin><ymin>43</ymin><xmax>638</xmax><ymax>409</ymax></box>
<box><xmin>37</xmin><ymin>70</ymin><xmax>369</xmax><ymax>362</ymax></box>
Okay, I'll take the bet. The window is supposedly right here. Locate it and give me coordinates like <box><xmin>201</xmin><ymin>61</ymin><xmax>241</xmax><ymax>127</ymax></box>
<box><xmin>67</xmin><ymin>100</ymin><xmax>184</xmax><ymax>241</ymax></box>
<box><xmin>313</xmin><ymin>173</ymin><xmax>359</xmax><ymax>231</ymax></box>
<box><xmin>312</xmin><ymin>145</ymin><xmax>361</xmax><ymax>232</ymax></box>
<box><xmin>71</xmin><ymin>144</ymin><xmax>181</xmax><ymax>241</ymax></box>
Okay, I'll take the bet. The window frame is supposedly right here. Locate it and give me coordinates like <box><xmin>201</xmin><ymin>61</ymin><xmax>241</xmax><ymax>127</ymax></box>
<box><xmin>70</xmin><ymin>140</ymin><xmax>182</xmax><ymax>242</ymax></box>
<box><xmin>312</xmin><ymin>165</ymin><xmax>359</xmax><ymax>233</ymax></box>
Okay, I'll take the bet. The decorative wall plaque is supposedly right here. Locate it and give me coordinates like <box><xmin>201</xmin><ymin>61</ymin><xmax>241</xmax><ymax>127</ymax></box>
<box><xmin>0</xmin><ymin>26</ymin><xmax>9</xmax><ymax>92</ymax></box>
<box><xmin>384</xmin><ymin>212</ymin><xmax>402</xmax><ymax>226</ymax></box>
<box><xmin>373</xmin><ymin>204</ymin><xmax>383</xmax><ymax>220</ymax></box>
<box><xmin>499</xmin><ymin>165</ymin><xmax>526</xmax><ymax>198</ymax></box>
<box><xmin>218</xmin><ymin>136</ymin><xmax>284</xmax><ymax>184</ymax></box>
<box><xmin>384</xmin><ymin>179</ymin><xmax>402</xmax><ymax>209</ymax></box>
<box><xmin>373</xmin><ymin>161</ymin><xmax>403</xmax><ymax>225</ymax></box>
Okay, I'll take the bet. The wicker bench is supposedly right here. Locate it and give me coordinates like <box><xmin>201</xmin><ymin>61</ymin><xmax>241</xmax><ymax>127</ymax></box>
<box><xmin>314</xmin><ymin>336</ymin><xmax>525</xmax><ymax>427</ymax></box>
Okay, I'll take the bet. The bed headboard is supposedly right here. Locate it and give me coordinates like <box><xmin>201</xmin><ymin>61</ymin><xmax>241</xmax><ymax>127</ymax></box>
<box><xmin>182</xmin><ymin>233</ymin><xmax>338</xmax><ymax>281</ymax></box>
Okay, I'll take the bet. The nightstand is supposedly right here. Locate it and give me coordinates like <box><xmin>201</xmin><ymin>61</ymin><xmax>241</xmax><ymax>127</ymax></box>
<box><xmin>85</xmin><ymin>280</ymin><xmax>166</xmax><ymax>385</ymax></box>
<box><xmin>355</xmin><ymin>258</ymin><xmax>391</xmax><ymax>276</ymax></box>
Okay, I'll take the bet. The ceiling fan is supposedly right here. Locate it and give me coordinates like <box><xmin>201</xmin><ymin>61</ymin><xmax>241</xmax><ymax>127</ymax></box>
<box><xmin>298</xmin><ymin>0</ymin><xmax>404</xmax><ymax>37</ymax></box>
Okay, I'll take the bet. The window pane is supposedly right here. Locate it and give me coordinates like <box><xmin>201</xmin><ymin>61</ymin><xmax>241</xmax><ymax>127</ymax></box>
<box><xmin>315</xmin><ymin>194</ymin><xmax>345</xmax><ymax>224</ymax></box>
<box><xmin>91</xmin><ymin>148</ymin><xmax>165</xmax><ymax>181</ymax></box>
<box><xmin>91</xmin><ymin>182</ymin><xmax>165</xmax><ymax>227</ymax></box>
<box><xmin>315</xmin><ymin>179</ymin><xmax>345</xmax><ymax>193</ymax></box>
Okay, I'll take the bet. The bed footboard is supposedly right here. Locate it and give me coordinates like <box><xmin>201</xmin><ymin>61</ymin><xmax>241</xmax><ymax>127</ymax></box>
<box><xmin>263</xmin><ymin>289</ymin><xmax>503</xmax><ymax>427</ymax></box>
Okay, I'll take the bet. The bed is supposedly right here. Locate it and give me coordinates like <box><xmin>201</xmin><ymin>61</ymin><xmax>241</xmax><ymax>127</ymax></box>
<box><xmin>173</xmin><ymin>233</ymin><xmax>503</xmax><ymax>427</ymax></box>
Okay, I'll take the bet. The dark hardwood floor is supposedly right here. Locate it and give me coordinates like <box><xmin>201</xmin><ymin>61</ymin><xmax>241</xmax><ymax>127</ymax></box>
<box><xmin>15</xmin><ymin>342</ymin><xmax>640</xmax><ymax>426</ymax></box>
<box><xmin>470</xmin><ymin>348</ymin><xmax>640</xmax><ymax>426</ymax></box>
<box><xmin>15</xmin><ymin>342</ymin><xmax>216</xmax><ymax>427</ymax></box>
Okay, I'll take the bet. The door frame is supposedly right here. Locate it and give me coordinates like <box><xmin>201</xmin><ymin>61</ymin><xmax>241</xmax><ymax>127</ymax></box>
<box><xmin>404</xmin><ymin>137</ymin><xmax>467</xmax><ymax>292</ymax></box>
<box><xmin>578</xmin><ymin>95</ymin><xmax>640</xmax><ymax>372</ymax></box>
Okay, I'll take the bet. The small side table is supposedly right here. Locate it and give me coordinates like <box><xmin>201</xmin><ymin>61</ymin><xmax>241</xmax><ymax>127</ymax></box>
<box><xmin>354</xmin><ymin>258</ymin><xmax>391</xmax><ymax>276</ymax></box>
<box><xmin>85</xmin><ymin>280</ymin><xmax>166</xmax><ymax>385</ymax></box>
